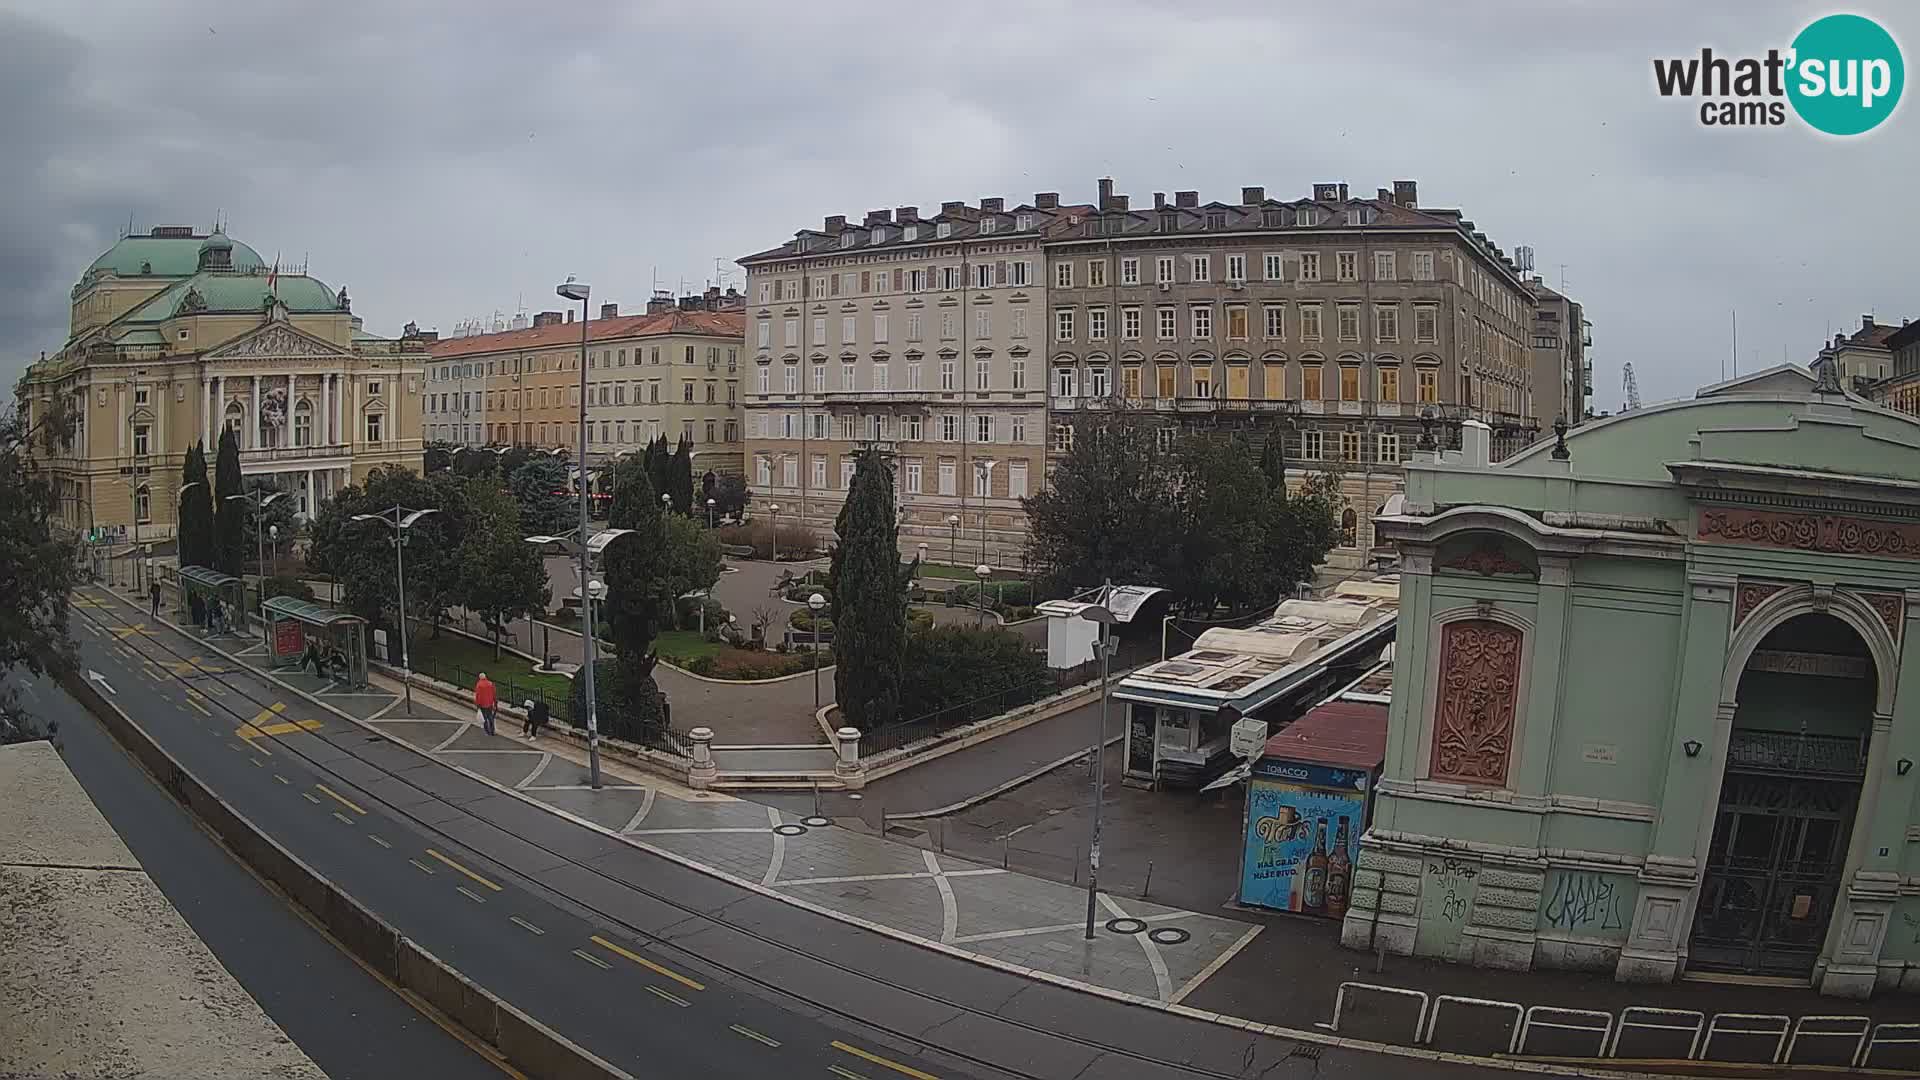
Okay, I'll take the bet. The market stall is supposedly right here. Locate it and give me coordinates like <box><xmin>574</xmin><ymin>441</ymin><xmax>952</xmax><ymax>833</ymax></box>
<box><xmin>1237</xmin><ymin>699</ymin><xmax>1387</xmax><ymax>919</ymax></box>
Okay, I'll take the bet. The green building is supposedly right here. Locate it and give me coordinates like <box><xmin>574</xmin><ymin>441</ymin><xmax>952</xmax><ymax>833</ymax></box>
<box><xmin>1341</xmin><ymin>365</ymin><xmax>1920</xmax><ymax>998</ymax></box>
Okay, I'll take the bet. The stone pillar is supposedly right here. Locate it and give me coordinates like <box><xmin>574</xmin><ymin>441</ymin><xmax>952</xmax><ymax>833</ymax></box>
<box><xmin>320</xmin><ymin>374</ymin><xmax>331</xmax><ymax>445</ymax></box>
<box><xmin>833</xmin><ymin>726</ymin><xmax>865</xmax><ymax>791</ymax></box>
<box><xmin>202</xmin><ymin>377</ymin><xmax>211</xmax><ymax>449</ymax></box>
<box><xmin>305</xmin><ymin>468</ymin><xmax>316</xmax><ymax>519</ymax></box>
<box><xmin>251</xmin><ymin>374</ymin><xmax>262</xmax><ymax>449</ymax></box>
<box><xmin>687</xmin><ymin>726</ymin><xmax>716</xmax><ymax>789</ymax></box>
<box><xmin>1821</xmin><ymin>708</ymin><xmax>1900</xmax><ymax>998</ymax></box>
<box><xmin>212</xmin><ymin>375</ymin><xmax>224</xmax><ymax>447</ymax></box>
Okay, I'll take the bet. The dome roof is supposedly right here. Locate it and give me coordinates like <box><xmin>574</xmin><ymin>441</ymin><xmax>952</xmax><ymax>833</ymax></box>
<box><xmin>83</xmin><ymin>229</ymin><xmax>266</xmax><ymax>282</ymax></box>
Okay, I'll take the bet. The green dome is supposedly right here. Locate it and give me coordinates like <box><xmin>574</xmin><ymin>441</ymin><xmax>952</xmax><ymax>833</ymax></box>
<box><xmin>84</xmin><ymin>230</ymin><xmax>267</xmax><ymax>281</ymax></box>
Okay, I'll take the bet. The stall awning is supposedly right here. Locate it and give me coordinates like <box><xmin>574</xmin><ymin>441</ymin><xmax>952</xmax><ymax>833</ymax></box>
<box><xmin>177</xmin><ymin>566</ymin><xmax>243</xmax><ymax>590</ymax></box>
<box><xmin>262</xmin><ymin>596</ymin><xmax>366</xmax><ymax>628</ymax></box>
<box><xmin>1259</xmin><ymin>700</ymin><xmax>1388</xmax><ymax>771</ymax></box>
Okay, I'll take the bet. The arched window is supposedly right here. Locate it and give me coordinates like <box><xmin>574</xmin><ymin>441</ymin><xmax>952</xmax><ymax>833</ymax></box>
<box><xmin>223</xmin><ymin>400</ymin><xmax>245</xmax><ymax>439</ymax></box>
<box><xmin>135</xmin><ymin>484</ymin><xmax>151</xmax><ymax>524</ymax></box>
<box><xmin>1340</xmin><ymin>507</ymin><xmax>1358</xmax><ymax>547</ymax></box>
<box><xmin>293</xmin><ymin>400</ymin><xmax>313</xmax><ymax>447</ymax></box>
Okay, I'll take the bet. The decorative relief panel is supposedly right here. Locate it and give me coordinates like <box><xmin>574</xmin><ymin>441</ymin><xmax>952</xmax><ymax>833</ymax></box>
<box><xmin>1734</xmin><ymin>581</ymin><xmax>1787</xmax><ymax>627</ymax></box>
<box><xmin>1699</xmin><ymin>508</ymin><xmax>1920</xmax><ymax>560</ymax></box>
<box><xmin>1437</xmin><ymin>540</ymin><xmax>1535</xmax><ymax>578</ymax></box>
<box><xmin>1856</xmin><ymin>590</ymin><xmax>1903</xmax><ymax>644</ymax></box>
<box><xmin>1430</xmin><ymin>619</ymin><xmax>1523</xmax><ymax>787</ymax></box>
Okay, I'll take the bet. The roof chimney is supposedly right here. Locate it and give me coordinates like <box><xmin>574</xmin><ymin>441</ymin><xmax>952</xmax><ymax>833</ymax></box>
<box><xmin>1241</xmin><ymin>186</ymin><xmax>1265</xmax><ymax>205</ymax></box>
<box><xmin>1377</xmin><ymin>187</ymin><xmax>1391</xmax><ymax>201</ymax></box>
<box><xmin>1034</xmin><ymin>192</ymin><xmax>1059</xmax><ymax>209</ymax></box>
<box><xmin>600</xmin><ymin>302</ymin><xmax>618</xmax><ymax>320</ymax></box>
<box><xmin>940</xmin><ymin>200</ymin><xmax>965</xmax><ymax>215</ymax></box>
<box><xmin>896</xmin><ymin>206</ymin><xmax>919</xmax><ymax>223</ymax></box>
<box><xmin>1337</xmin><ymin>183</ymin><xmax>1349</xmax><ymax>200</ymax></box>
<box><xmin>824</xmin><ymin>214</ymin><xmax>846</xmax><ymax>232</ymax></box>
<box><xmin>1097</xmin><ymin>177</ymin><xmax>1113</xmax><ymax>210</ymax></box>
<box><xmin>864</xmin><ymin>209</ymin><xmax>892</xmax><ymax>226</ymax></box>
<box><xmin>980</xmin><ymin>197</ymin><xmax>1003</xmax><ymax>213</ymax></box>
<box><xmin>1174</xmin><ymin>191</ymin><xmax>1198</xmax><ymax>208</ymax></box>
<box><xmin>648</xmin><ymin>290</ymin><xmax>674</xmax><ymax>315</ymax></box>
<box><xmin>1393</xmin><ymin>180</ymin><xmax>1418</xmax><ymax>207</ymax></box>
<box><xmin>1153</xmin><ymin>192</ymin><xmax>1166</xmax><ymax>210</ymax></box>
<box><xmin>533</xmin><ymin>310</ymin><xmax>562</xmax><ymax>328</ymax></box>
<box><xmin>1862</xmin><ymin>314</ymin><xmax>1876</xmax><ymax>331</ymax></box>
<box><xmin>1112</xmin><ymin>195</ymin><xmax>1128</xmax><ymax>211</ymax></box>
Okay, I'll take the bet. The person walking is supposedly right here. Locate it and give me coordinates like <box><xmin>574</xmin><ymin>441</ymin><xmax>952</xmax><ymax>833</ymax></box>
<box><xmin>149</xmin><ymin>579</ymin><xmax>161</xmax><ymax>618</ymax></box>
<box><xmin>208</xmin><ymin>596</ymin><xmax>225</xmax><ymax>635</ymax></box>
<box><xmin>473</xmin><ymin>672</ymin><xmax>497</xmax><ymax>736</ymax></box>
<box><xmin>523</xmin><ymin>698</ymin><xmax>550</xmax><ymax>740</ymax></box>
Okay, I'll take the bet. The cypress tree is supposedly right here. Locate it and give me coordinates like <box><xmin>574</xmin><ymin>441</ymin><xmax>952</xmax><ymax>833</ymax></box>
<box><xmin>643</xmin><ymin>435</ymin><xmax>671</xmax><ymax>505</ymax></box>
<box><xmin>213</xmin><ymin>427</ymin><xmax>245</xmax><ymax>576</ymax></box>
<box><xmin>669</xmin><ymin>435</ymin><xmax>694</xmax><ymax>515</ymax></box>
<box><xmin>831</xmin><ymin>447</ymin><xmax>909</xmax><ymax>731</ymax></box>
<box><xmin>1259</xmin><ymin>429</ymin><xmax>1289</xmax><ymax>492</ymax></box>
<box><xmin>178</xmin><ymin>440</ymin><xmax>213</xmax><ymax>568</ymax></box>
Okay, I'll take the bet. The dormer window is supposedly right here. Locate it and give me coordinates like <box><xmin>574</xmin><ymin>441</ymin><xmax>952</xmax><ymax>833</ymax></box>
<box><xmin>904</xmin><ymin>224</ymin><xmax>919</xmax><ymax>242</ymax></box>
<box><xmin>871</xmin><ymin>227</ymin><xmax>887</xmax><ymax>244</ymax></box>
<box><xmin>1345</xmin><ymin>208</ymin><xmax>1371</xmax><ymax>226</ymax></box>
<box><xmin>1263</xmin><ymin>209</ymin><xmax>1287</xmax><ymax>228</ymax></box>
<box><xmin>841</xmin><ymin>232</ymin><xmax>855</xmax><ymax>248</ymax></box>
<box><xmin>1205</xmin><ymin>211</ymin><xmax>1227</xmax><ymax>229</ymax></box>
<box><xmin>980</xmin><ymin>217</ymin><xmax>997</xmax><ymax>234</ymax></box>
<box><xmin>1299</xmin><ymin>207</ymin><xmax>1319</xmax><ymax>226</ymax></box>
<box><xmin>937</xmin><ymin>222</ymin><xmax>952</xmax><ymax>238</ymax></box>
<box><xmin>1159</xmin><ymin>213</ymin><xmax>1179</xmax><ymax>232</ymax></box>
<box><xmin>1016</xmin><ymin>213</ymin><xmax>1033</xmax><ymax>231</ymax></box>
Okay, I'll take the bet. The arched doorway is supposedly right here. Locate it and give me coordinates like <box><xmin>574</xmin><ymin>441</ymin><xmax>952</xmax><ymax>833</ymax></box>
<box><xmin>1689</xmin><ymin>613</ymin><xmax>1873</xmax><ymax>979</ymax></box>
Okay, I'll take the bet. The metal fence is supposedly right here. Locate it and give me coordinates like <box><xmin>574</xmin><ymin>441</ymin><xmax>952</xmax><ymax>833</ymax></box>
<box><xmin>406</xmin><ymin>650</ymin><xmax>569</xmax><ymax>717</ymax></box>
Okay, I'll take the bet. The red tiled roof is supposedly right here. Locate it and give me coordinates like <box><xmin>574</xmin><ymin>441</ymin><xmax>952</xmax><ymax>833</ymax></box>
<box><xmin>1260</xmin><ymin>700</ymin><xmax>1387</xmax><ymax>770</ymax></box>
<box><xmin>427</xmin><ymin>310</ymin><xmax>743</xmax><ymax>359</ymax></box>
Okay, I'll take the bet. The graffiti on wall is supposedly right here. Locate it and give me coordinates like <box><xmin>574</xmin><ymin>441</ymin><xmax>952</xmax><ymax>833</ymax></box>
<box><xmin>1413</xmin><ymin>857</ymin><xmax>1481</xmax><ymax>959</ymax></box>
<box><xmin>1540</xmin><ymin>868</ymin><xmax>1635</xmax><ymax>938</ymax></box>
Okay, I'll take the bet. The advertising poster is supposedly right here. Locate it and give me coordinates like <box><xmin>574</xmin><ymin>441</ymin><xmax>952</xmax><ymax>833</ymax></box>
<box><xmin>1240</xmin><ymin>762</ymin><xmax>1368</xmax><ymax>918</ymax></box>
<box><xmin>273</xmin><ymin>619</ymin><xmax>305</xmax><ymax>659</ymax></box>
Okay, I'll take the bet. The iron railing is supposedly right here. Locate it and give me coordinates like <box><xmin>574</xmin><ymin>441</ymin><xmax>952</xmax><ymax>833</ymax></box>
<box><xmin>1726</xmin><ymin>731</ymin><xmax>1867</xmax><ymax>778</ymax></box>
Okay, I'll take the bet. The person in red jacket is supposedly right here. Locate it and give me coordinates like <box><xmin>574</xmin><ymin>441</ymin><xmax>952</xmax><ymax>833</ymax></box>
<box><xmin>473</xmin><ymin>672</ymin><xmax>497</xmax><ymax>736</ymax></box>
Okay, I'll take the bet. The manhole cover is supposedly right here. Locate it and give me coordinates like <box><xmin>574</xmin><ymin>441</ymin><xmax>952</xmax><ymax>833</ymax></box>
<box><xmin>1105</xmin><ymin>917</ymin><xmax>1148</xmax><ymax>935</ymax></box>
<box><xmin>801</xmin><ymin>815</ymin><xmax>831</xmax><ymax>827</ymax></box>
<box><xmin>1147</xmin><ymin>927</ymin><xmax>1191</xmax><ymax>945</ymax></box>
<box><xmin>772</xmin><ymin>823</ymin><xmax>807</xmax><ymax>836</ymax></box>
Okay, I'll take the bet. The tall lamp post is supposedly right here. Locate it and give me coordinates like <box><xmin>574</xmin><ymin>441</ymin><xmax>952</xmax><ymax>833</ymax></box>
<box><xmin>557</xmin><ymin>276</ymin><xmax>604</xmax><ymax>789</ymax></box>
<box><xmin>769</xmin><ymin>503</ymin><xmax>781</xmax><ymax>562</ymax></box>
<box><xmin>808</xmin><ymin>592</ymin><xmax>826</xmax><ymax>709</ymax></box>
<box><xmin>974</xmin><ymin>563</ymin><xmax>990</xmax><ymax>627</ymax></box>
<box><xmin>226</xmin><ymin>489</ymin><xmax>285</xmax><ymax>615</ymax></box>
<box><xmin>947</xmin><ymin>513</ymin><xmax>960</xmax><ymax>567</ymax></box>
<box><xmin>1080</xmin><ymin>591</ymin><xmax>1119</xmax><ymax>941</ymax></box>
<box><xmin>706</xmin><ymin>497</ymin><xmax>716</xmax><ymax>530</ymax></box>
<box><xmin>350</xmin><ymin>506</ymin><xmax>439</xmax><ymax>716</ymax></box>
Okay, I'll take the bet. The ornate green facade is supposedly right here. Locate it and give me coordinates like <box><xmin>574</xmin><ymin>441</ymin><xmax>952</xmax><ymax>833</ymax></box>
<box><xmin>1343</xmin><ymin>366</ymin><xmax>1920</xmax><ymax>998</ymax></box>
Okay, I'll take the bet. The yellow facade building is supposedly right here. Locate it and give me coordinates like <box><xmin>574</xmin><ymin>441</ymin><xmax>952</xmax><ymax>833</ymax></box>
<box><xmin>14</xmin><ymin>225</ymin><xmax>427</xmax><ymax>546</ymax></box>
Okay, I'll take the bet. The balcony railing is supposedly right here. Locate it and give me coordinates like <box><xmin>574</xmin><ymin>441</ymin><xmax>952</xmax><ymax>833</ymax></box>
<box><xmin>239</xmin><ymin>442</ymin><xmax>349</xmax><ymax>463</ymax></box>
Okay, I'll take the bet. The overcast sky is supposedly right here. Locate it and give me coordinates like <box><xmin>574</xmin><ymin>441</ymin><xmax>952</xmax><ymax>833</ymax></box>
<box><xmin>4</xmin><ymin>1</ymin><xmax>1915</xmax><ymax>408</ymax></box>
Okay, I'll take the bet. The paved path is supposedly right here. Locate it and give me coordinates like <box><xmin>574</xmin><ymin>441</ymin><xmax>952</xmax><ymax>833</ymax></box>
<box><xmin>860</xmin><ymin>698</ymin><xmax>1124</xmax><ymax>818</ymax></box>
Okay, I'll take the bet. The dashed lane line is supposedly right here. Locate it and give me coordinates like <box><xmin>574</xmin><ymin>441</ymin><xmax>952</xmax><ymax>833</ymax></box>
<box><xmin>571</xmin><ymin>949</ymin><xmax>611</xmax><ymax>970</ymax></box>
<box><xmin>273</xmin><ymin>774</ymin><xmax>290</xmax><ymax>785</ymax></box>
<box><xmin>509</xmin><ymin>916</ymin><xmax>545</xmax><ymax>936</ymax></box>
<box><xmin>425</xmin><ymin>848</ymin><xmax>501</xmax><ymax>892</ymax></box>
<box><xmin>827</xmin><ymin>1066</ymin><xmax>871</xmax><ymax>1080</ymax></box>
<box><xmin>729</xmin><ymin>1024</ymin><xmax>781</xmax><ymax>1048</ymax></box>
<box><xmin>645</xmin><ymin>986</ymin><xmax>690</xmax><ymax>1008</ymax></box>
<box><xmin>331</xmin><ymin>811</ymin><xmax>354</xmax><ymax>825</ymax></box>
<box><xmin>409</xmin><ymin>858</ymin><xmax>436</xmax><ymax>876</ymax></box>
<box><xmin>315</xmin><ymin>783</ymin><xmax>367</xmax><ymax>815</ymax></box>
<box><xmin>588</xmin><ymin>934</ymin><xmax>705</xmax><ymax>992</ymax></box>
<box><xmin>301</xmin><ymin>792</ymin><xmax>322</xmax><ymax>805</ymax></box>
<box><xmin>831</xmin><ymin>1041</ymin><xmax>940</xmax><ymax>1080</ymax></box>
<box><xmin>368</xmin><ymin>834</ymin><xmax>392</xmax><ymax>848</ymax></box>
<box><xmin>456</xmin><ymin>886</ymin><xmax>487</xmax><ymax>904</ymax></box>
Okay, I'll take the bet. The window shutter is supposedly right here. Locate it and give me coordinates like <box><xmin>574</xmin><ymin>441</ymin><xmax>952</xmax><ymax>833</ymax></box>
<box><xmin>893</xmin><ymin>268</ymin><xmax>904</xmax><ymax>291</ymax></box>
<box><xmin>860</xmin><ymin>271</ymin><xmax>871</xmax><ymax>292</ymax></box>
<box><xmin>995</xmin><ymin>260</ymin><xmax>1007</xmax><ymax>285</ymax></box>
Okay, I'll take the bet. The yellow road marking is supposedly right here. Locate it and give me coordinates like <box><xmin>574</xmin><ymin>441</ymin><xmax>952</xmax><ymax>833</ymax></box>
<box><xmin>729</xmin><ymin>1024</ymin><xmax>781</xmax><ymax>1048</ymax></box>
<box><xmin>425</xmin><ymin>849</ymin><xmax>501</xmax><ymax>891</ymax></box>
<box><xmin>456</xmin><ymin>885</ymin><xmax>486</xmax><ymax>904</ymax></box>
<box><xmin>831</xmin><ymin>1042</ymin><xmax>940</xmax><ymax>1080</ymax></box>
<box><xmin>571</xmin><ymin>949</ymin><xmax>611</xmax><ymax>969</ymax></box>
<box><xmin>409</xmin><ymin>858</ymin><xmax>435</xmax><ymax>875</ymax></box>
<box><xmin>368</xmin><ymin>835</ymin><xmax>392</xmax><ymax>849</ymax></box>
<box><xmin>589</xmin><ymin>935</ymin><xmax>705</xmax><ymax>992</ymax></box>
<box><xmin>110</xmin><ymin>623</ymin><xmax>153</xmax><ymax>639</ymax></box>
<box><xmin>301</xmin><ymin>792</ymin><xmax>322</xmax><ymax>805</ymax></box>
<box><xmin>644</xmin><ymin>986</ymin><xmax>689</xmax><ymax>1008</ymax></box>
<box><xmin>331</xmin><ymin>811</ymin><xmax>353</xmax><ymax>825</ymax></box>
<box><xmin>828</xmin><ymin>1067</ymin><xmax>870</xmax><ymax>1080</ymax></box>
<box><xmin>315</xmin><ymin>783</ymin><xmax>366</xmax><ymax>815</ymax></box>
<box><xmin>509</xmin><ymin>916</ymin><xmax>545</xmax><ymax>936</ymax></box>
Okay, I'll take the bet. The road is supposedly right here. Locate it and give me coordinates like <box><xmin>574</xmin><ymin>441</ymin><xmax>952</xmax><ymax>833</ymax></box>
<box><xmin>34</xmin><ymin>675</ymin><xmax>494</xmax><ymax>1079</ymax></box>
<box><xmin>61</xmin><ymin>584</ymin><xmax>1492</xmax><ymax>1080</ymax></box>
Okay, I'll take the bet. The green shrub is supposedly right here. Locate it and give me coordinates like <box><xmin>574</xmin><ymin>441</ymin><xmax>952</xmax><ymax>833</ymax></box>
<box><xmin>897</xmin><ymin>625</ymin><xmax>1049</xmax><ymax>723</ymax></box>
<box><xmin>785</xmin><ymin>582</ymin><xmax>833</xmax><ymax>606</ymax></box>
<box><xmin>567</xmin><ymin>659</ymin><xmax>665</xmax><ymax>740</ymax></box>
<box><xmin>262</xmin><ymin>573</ymin><xmax>315</xmax><ymax>603</ymax></box>
<box><xmin>789</xmin><ymin>609</ymin><xmax>835</xmax><ymax>635</ymax></box>
<box><xmin>906</xmin><ymin>608</ymin><xmax>934</xmax><ymax>633</ymax></box>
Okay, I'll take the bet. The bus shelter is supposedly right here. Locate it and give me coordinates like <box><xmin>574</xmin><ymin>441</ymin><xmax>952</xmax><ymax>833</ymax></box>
<box><xmin>262</xmin><ymin>596</ymin><xmax>369</xmax><ymax>688</ymax></box>
<box><xmin>175</xmin><ymin>566</ymin><xmax>246</xmax><ymax>631</ymax></box>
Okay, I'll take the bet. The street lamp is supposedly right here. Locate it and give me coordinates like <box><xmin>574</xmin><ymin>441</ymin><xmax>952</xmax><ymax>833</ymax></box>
<box><xmin>706</xmin><ymin>497</ymin><xmax>716</xmax><ymax>529</ymax></box>
<box><xmin>808</xmin><ymin>592</ymin><xmax>826</xmax><ymax>709</ymax></box>
<box><xmin>1079</xmin><ymin>590</ymin><xmax>1120</xmax><ymax>941</ymax></box>
<box><xmin>947</xmin><ymin>513</ymin><xmax>960</xmax><ymax>567</ymax></box>
<box><xmin>226</xmin><ymin>489</ymin><xmax>286</xmax><ymax>615</ymax></box>
<box><xmin>351</xmin><ymin>506</ymin><xmax>439</xmax><ymax>716</ymax></box>
<box><xmin>769</xmin><ymin>503</ymin><xmax>781</xmax><ymax>562</ymax></box>
<box><xmin>557</xmin><ymin>275</ymin><xmax>603</xmax><ymax>789</ymax></box>
<box><xmin>974</xmin><ymin>563</ymin><xmax>990</xmax><ymax>627</ymax></box>
<box><xmin>268</xmin><ymin>524</ymin><xmax>279</xmax><ymax>586</ymax></box>
<box><xmin>662</xmin><ymin>491</ymin><xmax>671</xmax><ymax>514</ymax></box>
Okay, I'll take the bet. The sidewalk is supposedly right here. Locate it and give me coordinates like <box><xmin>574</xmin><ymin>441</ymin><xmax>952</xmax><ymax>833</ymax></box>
<box><xmin>860</xmin><ymin>697</ymin><xmax>1124</xmax><ymax>818</ymax></box>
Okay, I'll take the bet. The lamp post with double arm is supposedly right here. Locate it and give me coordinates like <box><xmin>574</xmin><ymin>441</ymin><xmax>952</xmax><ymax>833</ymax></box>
<box><xmin>557</xmin><ymin>276</ymin><xmax>603</xmax><ymax>789</ymax></box>
<box><xmin>350</xmin><ymin>506</ymin><xmax>438</xmax><ymax>717</ymax></box>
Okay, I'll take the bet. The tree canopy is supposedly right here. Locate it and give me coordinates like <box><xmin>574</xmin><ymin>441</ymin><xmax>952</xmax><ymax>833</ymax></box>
<box><xmin>212</xmin><ymin>426</ymin><xmax>245</xmax><ymax>576</ymax></box>
<box><xmin>0</xmin><ymin>405</ymin><xmax>80</xmax><ymax>742</ymax></box>
<box><xmin>178</xmin><ymin>440</ymin><xmax>213</xmax><ymax>569</ymax></box>
<box><xmin>307</xmin><ymin>465</ymin><xmax>468</xmax><ymax>650</ymax></box>
<box><xmin>667</xmin><ymin>435</ymin><xmax>695</xmax><ymax>515</ymax></box>
<box><xmin>508</xmin><ymin>455</ymin><xmax>573</xmax><ymax>536</ymax></box>
<box><xmin>457</xmin><ymin>477</ymin><xmax>551</xmax><ymax>657</ymax></box>
<box><xmin>1023</xmin><ymin>414</ymin><xmax>1346</xmax><ymax>613</ymax></box>
<box><xmin>831</xmin><ymin>447</ymin><xmax>913</xmax><ymax>730</ymax></box>
<box><xmin>709</xmin><ymin>473</ymin><xmax>751</xmax><ymax>519</ymax></box>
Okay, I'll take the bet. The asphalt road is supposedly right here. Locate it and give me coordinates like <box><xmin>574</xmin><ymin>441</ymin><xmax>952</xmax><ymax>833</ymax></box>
<box><xmin>62</xmin><ymin>585</ymin><xmax>1494</xmax><ymax>1080</ymax></box>
<box><xmin>33</xmin><ymin>673</ymin><xmax>492</xmax><ymax>1080</ymax></box>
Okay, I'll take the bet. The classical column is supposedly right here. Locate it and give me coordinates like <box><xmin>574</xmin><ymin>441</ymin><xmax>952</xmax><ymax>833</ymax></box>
<box><xmin>319</xmin><ymin>374</ymin><xmax>331</xmax><ymax>445</ymax></box>
<box><xmin>336</xmin><ymin>372</ymin><xmax>347</xmax><ymax>447</ymax></box>
<box><xmin>115</xmin><ymin>381</ymin><xmax>125</xmax><ymax>456</ymax></box>
<box><xmin>306</xmin><ymin>467</ymin><xmax>316</xmax><ymax>517</ymax></box>
<box><xmin>212</xmin><ymin>375</ymin><xmax>224</xmax><ymax>447</ymax></box>
<box><xmin>202</xmin><ymin>378</ymin><xmax>211</xmax><ymax>449</ymax></box>
<box><xmin>251</xmin><ymin>375</ymin><xmax>262</xmax><ymax>449</ymax></box>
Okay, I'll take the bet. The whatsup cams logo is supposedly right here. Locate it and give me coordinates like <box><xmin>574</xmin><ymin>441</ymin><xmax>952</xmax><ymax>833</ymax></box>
<box><xmin>1653</xmin><ymin>13</ymin><xmax>1904</xmax><ymax>135</ymax></box>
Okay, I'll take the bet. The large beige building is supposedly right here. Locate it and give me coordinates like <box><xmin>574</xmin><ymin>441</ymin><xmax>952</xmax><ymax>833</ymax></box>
<box><xmin>738</xmin><ymin>195</ymin><xmax>1086</xmax><ymax>565</ymax></box>
<box><xmin>427</xmin><ymin>295</ymin><xmax>744</xmax><ymax>479</ymax></box>
<box><xmin>1044</xmin><ymin>179</ymin><xmax>1545</xmax><ymax>565</ymax></box>
<box><xmin>15</xmin><ymin>226</ymin><xmax>427</xmax><ymax>546</ymax></box>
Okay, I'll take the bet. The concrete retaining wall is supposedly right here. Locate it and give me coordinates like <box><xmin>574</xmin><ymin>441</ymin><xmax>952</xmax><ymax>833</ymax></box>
<box><xmin>57</xmin><ymin>665</ymin><xmax>635</xmax><ymax>1080</ymax></box>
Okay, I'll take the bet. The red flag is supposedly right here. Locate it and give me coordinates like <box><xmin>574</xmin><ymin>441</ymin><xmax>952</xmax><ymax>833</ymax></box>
<box><xmin>266</xmin><ymin>253</ymin><xmax>280</xmax><ymax>294</ymax></box>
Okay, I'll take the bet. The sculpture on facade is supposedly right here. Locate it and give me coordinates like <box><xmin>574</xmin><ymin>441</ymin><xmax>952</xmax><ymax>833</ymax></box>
<box><xmin>260</xmin><ymin>387</ymin><xmax>288</xmax><ymax>434</ymax></box>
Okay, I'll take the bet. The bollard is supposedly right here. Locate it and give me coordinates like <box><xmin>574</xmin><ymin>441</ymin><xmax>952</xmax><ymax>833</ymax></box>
<box><xmin>1143</xmin><ymin>859</ymin><xmax>1154</xmax><ymax>898</ymax></box>
<box><xmin>833</xmin><ymin>725</ymin><xmax>865</xmax><ymax>791</ymax></box>
<box><xmin>687</xmin><ymin>726</ymin><xmax>717</xmax><ymax>790</ymax></box>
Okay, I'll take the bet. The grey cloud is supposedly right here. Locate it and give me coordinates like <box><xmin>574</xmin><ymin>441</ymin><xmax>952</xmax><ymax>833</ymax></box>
<box><xmin>5</xmin><ymin>0</ymin><xmax>1916</xmax><ymax>407</ymax></box>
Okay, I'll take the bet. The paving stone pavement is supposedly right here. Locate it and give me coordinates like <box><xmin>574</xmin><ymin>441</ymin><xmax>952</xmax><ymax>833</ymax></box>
<box><xmin>180</xmin><ymin>606</ymin><xmax>1263</xmax><ymax>1006</ymax></box>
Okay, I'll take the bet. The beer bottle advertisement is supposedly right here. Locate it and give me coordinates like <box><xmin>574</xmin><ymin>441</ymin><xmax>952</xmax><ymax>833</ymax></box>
<box><xmin>1239</xmin><ymin>776</ymin><xmax>1366</xmax><ymax>916</ymax></box>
